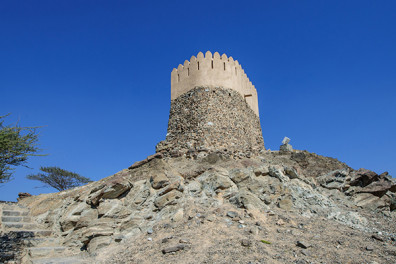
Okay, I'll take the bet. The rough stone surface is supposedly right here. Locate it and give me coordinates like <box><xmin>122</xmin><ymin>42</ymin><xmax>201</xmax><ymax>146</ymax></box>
<box><xmin>229</xmin><ymin>168</ymin><xmax>252</xmax><ymax>184</ymax></box>
<box><xmin>156</xmin><ymin>87</ymin><xmax>265</xmax><ymax>158</ymax></box>
<box><xmin>129</xmin><ymin>153</ymin><xmax>163</xmax><ymax>170</ymax></box>
<box><xmin>268</xmin><ymin>165</ymin><xmax>289</xmax><ymax>183</ymax></box>
<box><xmin>17</xmin><ymin>192</ymin><xmax>32</xmax><ymax>201</ymax></box>
<box><xmin>171</xmin><ymin>209</ymin><xmax>184</xmax><ymax>222</ymax></box>
<box><xmin>284</xmin><ymin>166</ymin><xmax>299</xmax><ymax>179</ymax></box>
<box><xmin>5</xmin><ymin>150</ymin><xmax>395</xmax><ymax>264</ymax></box>
<box><xmin>150</xmin><ymin>172</ymin><xmax>170</xmax><ymax>189</ymax></box>
<box><xmin>154</xmin><ymin>190</ymin><xmax>182</xmax><ymax>209</ymax></box>
<box><xmin>280</xmin><ymin>143</ymin><xmax>293</xmax><ymax>152</ymax></box>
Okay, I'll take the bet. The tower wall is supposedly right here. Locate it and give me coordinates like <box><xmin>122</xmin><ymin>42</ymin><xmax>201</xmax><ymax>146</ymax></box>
<box><xmin>157</xmin><ymin>52</ymin><xmax>265</xmax><ymax>158</ymax></box>
<box><xmin>156</xmin><ymin>87</ymin><xmax>265</xmax><ymax>158</ymax></box>
<box><xmin>171</xmin><ymin>51</ymin><xmax>259</xmax><ymax>116</ymax></box>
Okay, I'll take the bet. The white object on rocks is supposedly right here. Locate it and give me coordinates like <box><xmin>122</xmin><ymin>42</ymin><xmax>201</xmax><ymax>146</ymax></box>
<box><xmin>282</xmin><ymin>137</ymin><xmax>290</xmax><ymax>145</ymax></box>
<box><xmin>280</xmin><ymin>137</ymin><xmax>293</xmax><ymax>152</ymax></box>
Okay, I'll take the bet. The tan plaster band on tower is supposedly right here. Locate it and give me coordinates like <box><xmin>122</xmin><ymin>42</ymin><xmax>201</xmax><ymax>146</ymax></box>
<box><xmin>171</xmin><ymin>51</ymin><xmax>260</xmax><ymax>116</ymax></box>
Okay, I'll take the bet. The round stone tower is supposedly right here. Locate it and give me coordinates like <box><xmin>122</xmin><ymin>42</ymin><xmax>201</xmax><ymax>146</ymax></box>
<box><xmin>156</xmin><ymin>51</ymin><xmax>265</xmax><ymax>158</ymax></box>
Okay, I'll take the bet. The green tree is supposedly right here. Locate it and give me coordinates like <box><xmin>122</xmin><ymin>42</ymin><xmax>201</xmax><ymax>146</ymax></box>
<box><xmin>27</xmin><ymin>166</ymin><xmax>91</xmax><ymax>191</ymax></box>
<box><xmin>0</xmin><ymin>114</ymin><xmax>43</xmax><ymax>183</ymax></box>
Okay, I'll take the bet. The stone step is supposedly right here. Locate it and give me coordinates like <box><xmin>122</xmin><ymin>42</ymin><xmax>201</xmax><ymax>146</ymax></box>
<box><xmin>32</xmin><ymin>230</ymin><xmax>53</xmax><ymax>237</ymax></box>
<box><xmin>23</xmin><ymin>237</ymin><xmax>59</xmax><ymax>247</ymax></box>
<box><xmin>30</xmin><ymin>255</ymin><xmax>89</xmax><ymax>264</ymax></box>
<box><xmin>5</xmin><ymin>230</ymin><xmax>53</xmax><ymax>237</ymax></box>
<box><xmin>2</xmin><ymin>210</ymin><xmax>30</xmax><ymax>217</ymax></box>
<box><xmin>1</xmin><ymin>204</ymin><xmax>29</xmax><ymax>211</ymax></box>
<box><xmin>3</xmin><ymin>222</ymin><xmax>38</xmax><ymax>230</ymax></box>
<box><xmin>27</xmin><ymin>246</ymin><xmax>67</xmax><ymax>258</ymax></box>
<box><xmin>2</xmin><ymin>216</ymin><xmax>32</xmax><ymax>222</ymax></box>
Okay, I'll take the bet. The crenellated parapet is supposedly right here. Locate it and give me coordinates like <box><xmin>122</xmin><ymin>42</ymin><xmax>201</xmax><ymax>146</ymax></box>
<box><xmin>171</xmin><ymin>51</ymin><xmax>259</xmax><ymax>116</ymax></box>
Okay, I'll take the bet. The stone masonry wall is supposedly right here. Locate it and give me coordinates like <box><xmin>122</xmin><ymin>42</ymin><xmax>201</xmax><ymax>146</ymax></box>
<box><xmin>171</xmin><ymin>51</ymin><xmax>259</xmax><ymax>116</ymax></box>
<box><xmin>156</xmin><ymin>86</ymin><xmax>265</xmax><ymax>158</ymax></box>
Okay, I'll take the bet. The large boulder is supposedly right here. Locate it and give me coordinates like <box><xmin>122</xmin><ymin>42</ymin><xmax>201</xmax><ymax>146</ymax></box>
<box><xmin>350</xmin><ymin>169</ymin><xmax>394</xmax><ymax>197</ymax></box>
<box><xmin>150</xmin><ymin>172</ymin><xmax>170</xmax><ymax>189</ymax></box>
<box><xmin>86</xmin><ymin>178</ymin><xmax>133</xmax><ymax>206</ymax></box>
<box><xmin>349</xmin><ymin>169</ymin><xmax>379</xmax><ymax>187</ymax></box>
<box><xmin>268</xmin><ymin>165</ymin><xmax>289</xmax><ymax>183</ymax></box>
<box><xmin>228</xmin><ymin>188</ymin><xmax>268</xmax><ymax>210</ymax></box>
<box><xmin>353</xmin><ymin>193</ymin><xmax>390</xmax><ymax>210</ymax></box>
<box><xmin>318</xmin><ymin>168</ymin><xmax>395</xmax><ymax>200</ymax></box>
<box><xmin>198</xmin><ymin>169</ymin><xmax>237</xmax><ymax>193</ymax></box>
<box><xmin>358</xmin><ymin>180</ymin><xmax>393</xmax><ymax>197</ymax></box>
<box><xmin>229</xmin><ymin>168</ymin><xmax>252</xmax><ymax>184</ymax></box>
<box><xmin>317</xmin><ymin>169</ymin><xmax>350</xmax><ymax>190</ymax></box>
<box><xmin>154</xmin><ymin>190</ymin><xmax>182</xmax><ymax>209</ymax></box>
<box><xmin>101</xmin><ymin>181</ymin><xmax>132</xmax><ymax>199</ymax></box>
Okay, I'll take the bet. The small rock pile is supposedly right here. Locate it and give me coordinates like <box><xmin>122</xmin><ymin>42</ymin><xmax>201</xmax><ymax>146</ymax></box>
<box><xmin>280</xmin><ymin>137</ymin><xmax>293</xmax><ymax>152</ymax></box>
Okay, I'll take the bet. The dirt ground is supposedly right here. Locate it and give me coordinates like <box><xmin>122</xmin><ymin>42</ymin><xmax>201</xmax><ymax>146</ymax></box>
<box><xmin>97</xmin><ymin>203</ymin><xmax>396</xmax><ymax>264</ymax></box>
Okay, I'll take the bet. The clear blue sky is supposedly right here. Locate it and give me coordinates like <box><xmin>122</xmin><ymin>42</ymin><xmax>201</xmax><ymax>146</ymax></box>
<box><xmin>1</xmin><ymin>0</ymin><xmax>395</xmax><ymax>201</ymax></box>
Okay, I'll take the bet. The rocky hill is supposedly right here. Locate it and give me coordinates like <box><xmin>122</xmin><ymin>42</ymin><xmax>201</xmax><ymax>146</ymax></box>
<box><xmin>1</xmin><ymin>149</ymin><xmax>396</xmax><ymax>263</ymax></box>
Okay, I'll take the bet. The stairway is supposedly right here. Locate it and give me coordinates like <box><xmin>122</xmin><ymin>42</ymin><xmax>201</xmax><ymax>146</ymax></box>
<box><xmin>0</xmin><ymin>202</ymin><xmax>90</xmax><ymax>264</ymax></box>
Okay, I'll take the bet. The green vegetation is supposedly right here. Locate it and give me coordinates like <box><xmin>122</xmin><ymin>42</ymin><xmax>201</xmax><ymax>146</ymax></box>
<box><xmin>26</xmin><ymin>167</ymin><xmax>91</xmax><ymax>191</ymax></box>
<box><xmin>27</xmin><ymin>166</ymin><xmax>92</xmax><ymax>191</ymax></box>
<box><xmin>0</xmin><ymin>114</ymin><xmax>43</xmax><ymax>183</ymax></box>
<box><xmin>260</xmin><ymin>240</ymin><xmax>271</xmax><ymax>244</ymax></box>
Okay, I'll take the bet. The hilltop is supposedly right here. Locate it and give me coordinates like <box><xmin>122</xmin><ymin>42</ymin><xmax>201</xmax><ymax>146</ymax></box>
<box><xmin>2</xmin><ymin>149</ymin><xmax>395</xmax><ymax>263</ymax></box>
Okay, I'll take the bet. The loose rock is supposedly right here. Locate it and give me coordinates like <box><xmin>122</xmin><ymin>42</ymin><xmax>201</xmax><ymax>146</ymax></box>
<box><xmin>162</xmin><ymin>244</ymin><xmax>186</xmax><ymax>254</ymax></box>
<box><xmin>241</xmin><ymin>239</ymin><xmax>252</xmax><ymax>247</ymax></box>
<box><xmin>227</xmin><ymin>211</ymin><xmax>238</xmax><ymax>218</ymax></box>
<box><xmin>296</xmin><ymin>241</ymin><xmax>311</xmax><ymax>249</ymax></box>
